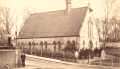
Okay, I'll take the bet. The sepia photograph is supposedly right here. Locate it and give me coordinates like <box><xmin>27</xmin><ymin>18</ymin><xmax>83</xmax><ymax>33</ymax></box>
<box><xmin>0</xmin><ymin>0</ymin><xmax>120</xmax><ymax>69</ymax></box>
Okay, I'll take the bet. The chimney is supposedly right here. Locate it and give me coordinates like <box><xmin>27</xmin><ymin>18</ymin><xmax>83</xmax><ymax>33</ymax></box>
<box><xmin>65</xmin><ymin>0</ymin><xmax>71</xmax><ymax>14</ymax></box>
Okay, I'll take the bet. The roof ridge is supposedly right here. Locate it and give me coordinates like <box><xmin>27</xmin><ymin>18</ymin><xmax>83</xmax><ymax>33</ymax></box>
<box><xmin>30</xmin><ymin>6</ymin><xmax>88</xmax><ymax>15</ymax></box>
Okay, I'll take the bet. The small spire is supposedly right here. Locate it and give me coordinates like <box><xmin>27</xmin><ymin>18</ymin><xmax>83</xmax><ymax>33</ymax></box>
<box><xmin>88</xmin><ymin>1</ymin><xmax>93</xmax><ymax>12</ymax></box>
<box><xmin>65</xmin><ymin>0</ymin><xmax>71</xmax><ymax>14</ymax></box>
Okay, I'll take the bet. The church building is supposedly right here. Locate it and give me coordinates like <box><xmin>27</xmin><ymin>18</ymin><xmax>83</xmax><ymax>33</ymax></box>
<box><xmin>17</xmin><ymin>0</ymin><xmax>100</xmax><ymax>53</ymax></box>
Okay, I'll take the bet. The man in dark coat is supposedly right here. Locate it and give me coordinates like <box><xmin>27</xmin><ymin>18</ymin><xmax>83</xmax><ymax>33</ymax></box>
<box><xmin>21</xmin><ymin>53</ymin><xmax>26</xmax><ymax>67</ymax></box>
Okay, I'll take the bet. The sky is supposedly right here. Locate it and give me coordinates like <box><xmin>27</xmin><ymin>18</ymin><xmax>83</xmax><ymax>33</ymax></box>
<box><xmin>0</xmin><ymin>0</ymin><xmax>120</xmax><ymax>36</ymax></box>
<box><xmin>0</xmin><ymin>0</ymin><xmax>106</xmax><ymax>17</ymax></box>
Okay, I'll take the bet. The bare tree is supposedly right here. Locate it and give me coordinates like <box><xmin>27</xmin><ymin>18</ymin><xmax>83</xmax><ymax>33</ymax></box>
<box><xmin>103</xmin><ymin>0</ymin><xmax>117</xmax><ymax>42</ymax></box>
<box><xmin>0</xmin><ymin>7</ymin><xmax>15</xmax><ymax>39</ymax></box>
<box><xmin>106</xmin><ymin>17</ymin><xmax>120</xmax><ymax>41</ymax></box>
<box><xmin>0</xmin><ymin>8</ymin><xmax>8</xmax><ymax>39</ymax></box>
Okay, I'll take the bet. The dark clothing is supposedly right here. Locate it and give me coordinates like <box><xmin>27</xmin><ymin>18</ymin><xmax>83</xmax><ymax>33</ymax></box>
<box><xmin>21</xmin><ymin>54</ymin><xmax>26</xmax><ymax>67</ymax></box>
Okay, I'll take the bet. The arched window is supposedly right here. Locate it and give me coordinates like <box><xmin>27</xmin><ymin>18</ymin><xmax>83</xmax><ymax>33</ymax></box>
<box><xmin>53</xmin><ymin>41</ymin><xmax>57</xmax><ymax>45</ymax></box>
<box><xmin>67</xmin><ymin>40</ymin><xmax>71</xmax><ymax>46</ymax></box>
<box><xmin>53</xmin><ymin>41</ymin><xmax>57</xmax><ymax>51</ymax></box>
<box><xmin>72</xmin><ymin>40</ymin><xmax>75</xmax><ymax>46</ymax></box>
<box><xmin>58</xmin><ymin>41</ymin><xmax>61</xmax><ymax>50</ymax></box>
<box><xmin>40</xmin><ymin>41</ymin><xmax>43</xmax><ymax>46</ymax></box>
<box><xmin>28</xmin><ymin>41</ymin><xmax>32</xmax><ymax>53</ymax></box>
<box><xmin>32</xmin><ymin>41</ymin><xmax>35</xmax><ymax>46</ymax></box>
<box><xmin>40</xmin><ymin>41</ymin><xmax>44</xmax><ymax>53</ymax></box>
<box><xmin>72</xmin><ymin>40</ymin><xmax>76</xmax><ymax>51</ymax></box>
<box><xmin>89</xmin><ymin>40</ymin><xmax>93</xmax><ymax>49</ymax></box>
<box><xmin>31</xmin><ymin>41</ymin><xmax>35</xmax><ymax>52</ymax></box>
<box><xmin>29</xmin><ymin>41</ymin><xmax>32</xmax><ymax>46</ymax></box>
<box><xmin>64</xmin><ymin>40</ymin><xmax>72</xmax><ymax>51</ymax></box>
<box><xmin>29</xmin><ymin>42</ymin><xmax>32</xmax><ymax>46</ymax></box>
<box><xmin>44</xmin><ymin>41</ymin><xmax>47</xmax><ymax>49</ymax></box>
<box><xmin>83</xmin><ymin>40</ymin><xmax>85</xmax><ymax>48</ymax></box>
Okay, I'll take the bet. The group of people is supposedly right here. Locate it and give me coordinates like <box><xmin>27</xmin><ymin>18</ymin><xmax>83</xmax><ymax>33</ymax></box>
<box><xmin>73</xmin><ymin>47</ymin><xmax>103</xmax><ymax>63</ymax></box>
<box><xmin>78</xmin><ymin>47</ymin><xmax>103</xmax><ymax>59</ymax></box>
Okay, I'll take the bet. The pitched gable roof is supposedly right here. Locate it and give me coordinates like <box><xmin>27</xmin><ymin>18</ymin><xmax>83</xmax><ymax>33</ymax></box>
<box><xmin>19</xmin><ymin>7</ymin><xmax>88</xmax><ymax>38</ymax></box>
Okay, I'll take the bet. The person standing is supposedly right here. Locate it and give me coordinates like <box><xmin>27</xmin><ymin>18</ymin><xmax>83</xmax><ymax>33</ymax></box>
<box><xmin>101</xmin><ymin>49</ymin><xmax>106</xmax><ymax>60</ymax></box>
<box><xmin>74</xmin><ymin>51</ymin><xmax>79</xmax><ymax>62</ymax></box>
<box><xmin>21</xmin><ymin>53</ymin><xmax>26</xmax><ymax>67</ymax></box>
